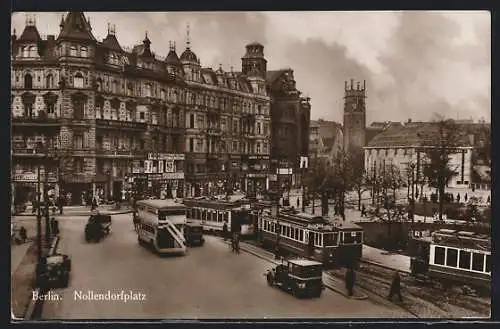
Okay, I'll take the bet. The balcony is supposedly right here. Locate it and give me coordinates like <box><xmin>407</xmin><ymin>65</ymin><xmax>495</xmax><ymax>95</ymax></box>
<box><xmin>12</xmin><ymin>114</ymin><xmax>61</xmax><ymax>127</ymax></box>
<box><xmin>96</xmin><ymin>119</ymin><xmax>147</xmax><ymax>131</ymax></box>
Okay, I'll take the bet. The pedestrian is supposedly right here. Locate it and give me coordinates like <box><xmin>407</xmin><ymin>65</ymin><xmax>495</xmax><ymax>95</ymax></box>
<box><xmin>334</xmin><ymin>204</ymin><xmax>339</xmax><ymax>216</ymax></box>
<box><xmin>19</xmin><ymin>226</ymin><xmax>27</xmax><ymax>243</ymax></box>
<box><xmin>361</xmin><ymin>204</ymin><xmax>366</xmax><ymax>217</ymax></box>
<box><xmin>388</xmin><ymin>270</ymin><xmax>403</xmax><ymax>302</ymax></box>
<box><xmin>345</xmin><ymin>268</ymin><xmax>355</xmax><ymax>297</ymax></box>
<box><xmin>296</xmin><ymin>197</ymin><xmax>300</xmax><ymax>208</ymax></box>
<box><xmin>31</xmin><ymin>198</ymin><xmax>37</xmax><ymax>214</ymax></box>
<box><xmin>457</xmin><ymin>193</ymin><xmax>461</xmax><ymax>203</ymax></box>
<box><xmin>234</xmin><ymin>233</ymin><xmax>240</xmax><ymax>254</ymax></box>
<box><xmin>465</xmin><ymin>193</ymin><xmax>468</xmax><ymax>203</ymax></box>
<box><xmin>222</xmin><ymin>220</ymin><xmax>228</xmax><ymax>241</ymax></box>
<box><xmin>487</xmin><ymin>195</ymin><xmax>491</xmax><ymax>204</ymax></box>
<box><xmin>341</xmin><ymin>205</ymin><xmax>346</xmax><ymax>221</ymax></box>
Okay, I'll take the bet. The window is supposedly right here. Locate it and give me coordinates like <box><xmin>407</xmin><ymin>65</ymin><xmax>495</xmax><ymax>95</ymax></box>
<box><xmin>190</xmin><ymin>114</ymin><xmax>195</xmax><ymax>129</ymax></box>
<box><xmin>112</xmin><ymin>80</ymin><xmax>118</xmax><ymax>94</ymax></box>
<box><xmin>256</xmin><ymin>142</ymin><xmax>261</xmax><ymax>154</ymax></box>
<box><xmin>434</xmin><ymin>246</ymin><xmax>446</xmax><ymax>265</ymax></box>
<box><xmin>80</xmin><ymin>46</ymin><xmax>88</xmax><ymax>58</ymax></box>
<box><xmin>47</xmin><ymin>103</ymin><xmax>55</xmax><ymax>115</ymax></box>
<box><xmin>459</xmin><ymin>250</ymin><xmax>471</xmax><ymax>270</ymax></box>
<box><xmin>196</xmin><ymin>140</ymin><xmax>203</xmax><ymax>152</ymax></box>
<box><xmin>232</xmin><ymin>141</ymin><xmax>238</xmax><ymax>152</ymax></box>
<box><xmin>263</xmin><ymin>142</ymin><xmax>268</xmax><ymax>153</ymax></box>
<box><xmin>145</xmin><ymin>84</ymin><xmax>152</xmax><ymax>97</ymax></box>
<box><xmin>196</xmin><ymin>115</ymin><xmax>204</xmax><ymax>129</ymax></box>
<box><xmin>257</xmin><ymin>123</ymin><xmax>261</xmax><ymax>134</ymax></box>
<box><xmin>74</xmin><ymin>73</ymin><xmax>84</xmax><ymax>88</ymax></box>
<box><xmin>70</xmin><ymin>45</ymin><xmax>77</xmax><ymax>56</ymax></box>
<box><xmin>233</xmin><ymin>120</ymin><xmax>238</xmax><ymax>133</ymax></box>
<box><xmin>74</xmin><ymin>101</ymin><xmax>84</xmax><ymax>119</ymax></box>
<box><xmin>75</xmin><ymin>159</ymin><xmax>84</xmax><ymax>172</ymax></box>
<box><xmin>472</xmin><ymin>253</ymin><xmax>485</xmax><ymax>272</ymax></box>
<box><xmin>139</xmin><ymin>112</ymin><xmax>145</xmax><ymax>120</ymax></box>
<box><xmin>446</xmin><ymin>248</ymin><xmax>458</xmax><ymax>267</ymax></box>
<box><xmin>24</xmin><ymin>74</ymin><xmax>33</xmax><ymax>89</ymax></box>
<box><xmin>29</xmin><ymin>46</ymin><xmax>37</xmax><ymax>57</ymax></box>
<box><xmin>486</xmin><ymin>255</ymin><xmax>491</xmax><ymax>273</ymax></box>
<box><xmin>46</xmin><ymin>74</ymin><xmax>54</xmax><ymax>88</ymax></box>
<box><xmin>73</xmin><ymin>134</ymin><xmax>84</xmax><ymax>149</ymax></box>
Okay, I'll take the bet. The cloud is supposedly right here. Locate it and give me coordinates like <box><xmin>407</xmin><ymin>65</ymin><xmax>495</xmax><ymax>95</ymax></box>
<box><xmin>11</xmin><ymin>11</ymin><xmax>490</xmax><ymax>123</ymax></box>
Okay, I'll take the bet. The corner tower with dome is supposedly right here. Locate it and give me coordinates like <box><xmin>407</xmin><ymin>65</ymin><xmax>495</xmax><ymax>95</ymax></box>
<box><xmin>12</xmin><ymin>12</ymin><xmax>302</xmax><ymax>204</ymax></box>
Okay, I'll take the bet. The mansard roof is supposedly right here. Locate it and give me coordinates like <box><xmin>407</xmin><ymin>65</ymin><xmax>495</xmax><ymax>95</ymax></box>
<box><xmin>58</xmin><ymin>12</ymin><xmax>96</xmax><ymax>42</ymax></box>
<box><xmin>102</xmin><ymin>34</ymin><xmax>122</xmax><ymax>52</ymax></box>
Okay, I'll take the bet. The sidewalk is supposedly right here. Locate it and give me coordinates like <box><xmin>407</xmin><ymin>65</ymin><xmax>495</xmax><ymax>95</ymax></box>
<box><xmin>14</xmin><ymin>205</ymin><xmax>133</xmax><ymax>217</ymax></box>
<box><xmin>11</xmin><ymin>243</ymin><xmax>31</xmax><ymax>275</ymax></box>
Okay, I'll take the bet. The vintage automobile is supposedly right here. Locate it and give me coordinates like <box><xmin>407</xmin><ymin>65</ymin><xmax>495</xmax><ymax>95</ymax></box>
<box><xmin>85</xmin><ymin>213</ymin><xmax>112</xmax><ymax>242</ymax></box>
<box><xmin>184</xmin><ymin>222</ymin><xmax>205</xmax><ymax>247</ymax></box>
<box><xmin>37</xmin><ymin>253</ymin><xmax>72</xmax><ymax>288</ymax></box>
<box><xmin>265</xmin><ymin>258</ymin><xmax>325</xmax><ymax>298</ymax></box>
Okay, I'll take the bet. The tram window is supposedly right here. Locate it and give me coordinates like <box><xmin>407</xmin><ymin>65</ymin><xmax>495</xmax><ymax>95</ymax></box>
<box><xmin>486</xmin><ymin>255</ymin><xmax>491</xmax><ymax>273</ymax></box>
<box><xmin>224</xmin><ymin>212</ymin><xmax>229</xmax><ymax>222</ymax></box>
<box><xmin>299</xmin><ymin>230</ymin><xmax>303</xmax><ymax>242</ymax></box>
<box><xmin>446</xmin><ymin>248</ymin><xmax>458</xmax><ymax>267</ymax></box>
<box><xmin>459</xmin><ymin>250</ymin><xmax>471</xmax><ymax>270</ymax></box>
<box><xmin>218</xmin><ymin>213</ymin><xmax>223</xmax><ymax>222</ymax></box>
<box><xmin>324</xmin><ymin>233</ymin><xmax>337</xmax><ymax>246</ymax></box>
<box><xmin>472</xmin><ymin>253</ymin><xmax>485</xmax><ymax>272</ymax></box>
<box><xmin>434</xmin><ymin>246</ymin><xmax>445</xmax><ymax>265</ymax></box>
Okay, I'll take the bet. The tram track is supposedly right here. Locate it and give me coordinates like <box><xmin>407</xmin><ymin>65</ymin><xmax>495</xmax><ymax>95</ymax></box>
<box><xmin>355</xmin><ymin>260</ymin><xmax>490</xmax><ymax>317</ymax></box>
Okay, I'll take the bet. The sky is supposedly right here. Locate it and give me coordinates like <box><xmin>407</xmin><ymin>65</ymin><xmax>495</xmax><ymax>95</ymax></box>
<box><xmin>12</xmin><ymin>11</ymin><xmax>491</xmax><ymax>124</ymax></box>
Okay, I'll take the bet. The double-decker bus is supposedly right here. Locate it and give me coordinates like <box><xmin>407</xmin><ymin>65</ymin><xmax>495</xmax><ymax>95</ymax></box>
<box><xmin>183</xmin><ymin>196</ymin><xmax>256</xmax><ymax>237</ymax></box>
<box><xmin>136</xmin><ymin>199</ymin><xmax>187</xmax><ymax>255</ymax></box>
<box><xmin>258</xmin><ymin>206</ymin><xmax>363</xmax><ymax>268</ymax></box>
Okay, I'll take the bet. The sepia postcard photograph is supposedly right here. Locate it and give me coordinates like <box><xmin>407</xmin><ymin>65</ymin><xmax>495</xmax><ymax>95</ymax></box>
<box><xmin>10</xmin><ymin>10</ymin><xmax>491</xmax><ymax>321</ymax></box>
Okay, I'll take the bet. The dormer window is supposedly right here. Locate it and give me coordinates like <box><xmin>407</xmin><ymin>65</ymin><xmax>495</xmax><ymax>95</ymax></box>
<box><xmin>80</xmin><ymin>46</ymin><xmax>88</xmax><ymax>58</ymax></box>
<box><xmin>22</xmin><ymin>46</ymin><xmax>28</xmax><ymax>58</ymax></box>
<box><xmin>74</xmin><ymin>72</ymin><xmax>84</xmax><ymax>88</ymax></box>
<box><xmin>29</xmin><ymin>46</ymin><xmax>37</xmax><ymax>57</ymax></box>
<box><xmin>70</xmin><ymin>45</ymin><xmax>77</xmax><ymax>57</ymax></box>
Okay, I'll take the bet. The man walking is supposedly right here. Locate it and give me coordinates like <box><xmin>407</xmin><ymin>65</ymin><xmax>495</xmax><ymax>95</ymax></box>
<box><xmin>388</xmin><ymin>270</ymin><xmax>403</xmax><ymax>302</ymax></box>
<box><xmin>345</xmin><ymin>268</ymin><xmax>355</xmax><ymax>297</ymax></box>
<box><xmin>222</xmin><ymin>220</ymin><xmax>228</xmax><ymax>241</ymax></box>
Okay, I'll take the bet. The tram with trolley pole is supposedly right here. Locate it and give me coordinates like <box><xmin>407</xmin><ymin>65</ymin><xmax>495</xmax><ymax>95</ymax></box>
<box><xmin>183</xmin><ymin>195</ymin><xmax>256</xmax><ymax>238</ymax></box>
<box><xmin>410</xmin><ymin>228</ymin><xmax>491</xmax><ymax>294</ymax></box>
<box><xmin>258</xmin><ymin>205</ymin><xmax>363</xmax><ymax>268</ymax></box>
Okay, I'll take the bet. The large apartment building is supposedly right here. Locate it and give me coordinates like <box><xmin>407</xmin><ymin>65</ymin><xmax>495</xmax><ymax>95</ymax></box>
<box><xmin>11</xmin><ymin>12</ymin><xmax>273</xmax><ymax>205</ymax></box>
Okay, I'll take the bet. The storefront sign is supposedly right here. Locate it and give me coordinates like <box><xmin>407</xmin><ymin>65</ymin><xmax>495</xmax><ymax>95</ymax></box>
<box><xmin>162</xmin><ymin>172</ymin><xmax>184</xmax><ymax>180</ymax></box>
<box><xmin>247</xmin><ymin>173</ymin><xmax>267</xmax><ymax>178</ymax></box>
<box><xmin>249</xmin><ymin>155</ymin><xmax>270</xmax><ymax>160</ymax></box>
<box><xmin>148</xmin><ymin>153</ymin><xmax>185</xmax><ymax>161</ymax></box>
<box><xmin>149</xmin><ymin>173</ymin><xmax>162</xmax><ymax>181</ymax></box>
<box><xmin>134</xmin><ymin>173</ymin><xmax>148</xmax><ymax>180</ymax></box>
<box><xmin>12</xmin><ymin>172</ymin><xmax>58</xmax><ymax>182</ymax></box>
<box><xmin>278</xmin><ymin>168</ymin><xmax>293</xmax><ymax>175</ymax></box>
<box><xmin>96</xmin><ymin>119</ymin><xmax>147</xmax><ymax>130</ymax></box>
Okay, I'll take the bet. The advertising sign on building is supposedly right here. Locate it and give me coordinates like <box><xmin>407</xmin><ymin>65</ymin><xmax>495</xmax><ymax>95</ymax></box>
<box><xmin>165</xmin><ymin>161</ymin><xmax>174</xmax><ymax>173</ymax></box>
<box><xmin>162</xmin><ymin>172</ymin><xmax>184</xmax><ymax>180</ymax></box>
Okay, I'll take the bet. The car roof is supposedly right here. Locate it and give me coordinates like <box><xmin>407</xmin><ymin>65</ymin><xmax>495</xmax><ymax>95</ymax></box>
<box><xmin>288</xmin><ymin>258</ymin><xmax>323</xmax><ymax>267</ymax></box>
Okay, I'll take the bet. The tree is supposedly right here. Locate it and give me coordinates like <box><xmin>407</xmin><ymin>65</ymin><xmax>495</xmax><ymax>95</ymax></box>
<box><xmin>344</xmin><ymin>149</ymin><xmax>369</xmax><ymax>211</ymax></box>
<box><xmin>369</xmin><ymin>163</ymin><xmax>406</xmax><ymax>250</ymax></box>
<box><xmin>420</xmin><ymin>117</ymin><xmax>461</xmax><ymax>221</ymax></box>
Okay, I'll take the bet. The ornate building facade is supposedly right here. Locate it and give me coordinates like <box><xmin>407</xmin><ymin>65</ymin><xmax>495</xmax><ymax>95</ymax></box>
<box><xmin>11</xmin><ymin>12</ymin><xmax>272</xmax><ymax>205</ymax></box>
<box><xmin>266</xmin><ymin>69</ymin><xmax>311</xmax><ymax>192</ymax></box>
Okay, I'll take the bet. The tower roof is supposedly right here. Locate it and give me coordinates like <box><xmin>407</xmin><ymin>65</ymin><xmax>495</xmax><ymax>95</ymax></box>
<box><xmin>58</xmin><ymin>12</ymin><xmax>96</xmax><ymax>41</ymax></box>
<box><xmin>180</xmin><ymin>48</ymin><xmax>198</xmax><ymax>63</ymax></box>
<box><xmin>166</xmin><ymin>49</ymin><xmax>182</xmax><ymax>66</ymax></box>
<box><xmin>18</xmin><ymin>25</ymin><xmax>42</xmax><ymax>42</ymax></box>
<box><xmin>102</xmin><ymin>34</ymin><xmax>122</xmax><ymax>52</ymax></box>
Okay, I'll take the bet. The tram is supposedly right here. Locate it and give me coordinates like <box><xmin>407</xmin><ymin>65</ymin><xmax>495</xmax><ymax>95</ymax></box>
<box><xmin>258</xmin><ymin>206</ymin><xmax>363</xmax><ymax>268</ymax></box>
<box><xmin>410</xmin><ymin>228</ymin><xmax>491</xmax><ymax>293</ymax></box>
<box><xmin>183</xmin><ymin>196</ymin><xmax>256</xmax><ymax>238</ymax></box>
<box><xmin>135</xmin><ymin>199</ymin><xmax>187</xmax><ymax>255</ymax></box>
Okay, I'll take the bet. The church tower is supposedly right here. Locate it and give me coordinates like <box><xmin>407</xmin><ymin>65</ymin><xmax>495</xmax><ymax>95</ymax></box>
<box><xmin>343</xmin><ymin>79</ymin><xmax>366</xmax><ymax>157</ymax></box>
